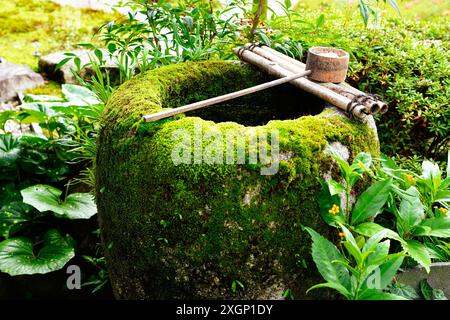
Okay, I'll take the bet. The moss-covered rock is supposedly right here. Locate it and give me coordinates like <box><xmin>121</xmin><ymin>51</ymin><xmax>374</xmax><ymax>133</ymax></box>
<box><xmin>96</xmin><ymin>60</ymin><xmax>380</xmax><ymax>299</ymax></box>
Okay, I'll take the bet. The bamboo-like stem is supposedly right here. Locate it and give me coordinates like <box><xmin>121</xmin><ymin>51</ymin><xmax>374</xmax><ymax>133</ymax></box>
<box><xmin>247</xmin><ymin>44</ymin><xmax>388</xmax><ymax>115</ymax></box>
<box><xmin>235</xmin><ymin>47</ymin><xmax>369</xmax><ymax>120</ymax></box>
<box><xmin>143</xmin><ymin>69</ymin><xmax>311</xmax><ymax>122</ymax></box>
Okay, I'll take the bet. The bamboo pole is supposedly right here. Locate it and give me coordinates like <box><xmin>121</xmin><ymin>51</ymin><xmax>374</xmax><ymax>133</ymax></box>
<box><xmin>258</xmin><ymin>44</ymin><xmax>388</xmax><ymax>114</ymax></box>
<box><xmin>246</xmin><ymin>44</ymin><xmax>388</xmax><ymax>114</ymax></box>
<box><xmin>142</xmin><ymin>69</ymin><xmax>311</xmax><ymax>122</ymax></box>
<box><xmin>235</xmin><ymin>47</ymin><xmax>369</xmax><ymax>120</ymax></box>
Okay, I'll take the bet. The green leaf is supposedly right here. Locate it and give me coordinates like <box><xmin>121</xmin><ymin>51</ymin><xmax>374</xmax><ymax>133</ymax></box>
<box><xmin>21</xmin><ymin>184</ymin><xmax>97</xmax><ymax>219</ymax></box>
<box><xmin>402</xmin><ymin>240</ymin><xmax>431</xmax><ymax>272</ymax></box>
<box><xmin>326</xmin><ymin>145</ymin><xmax>351</xmax><ymax>181</ymax></box>
<box><xmin>55</xmin><ymin>57</ymin><xmax>72</xmax><ymax>71</ymax></box>
<box><xmin>432</xmin><ymin>289</ymin><xmax>448</xmax><ymax>300</ymax></box>
<box><xmin>0</xmin><ymin>183</ymin><xmax>21</xmax><ymax>208</ymax></box>
<box><xmin>435</xmin><ymin>190</ymin><xmax>450</xmax><ymax>203</ymax></box>
<box><xmin>327</xmin><ymin>179</ymin><xmax>344</xmax><ymax>196</ymax></box>
<box><xmin>419</xmin><ymin>279</ymin><xmax>434</xmax><ymax>300</ymax></box>
<box><xmin>316</xmin><ymin>14</ymin><xmax>325</xmax><ymax>28</ymax></box>
<box><xmin>304</xmin><ymin>227</ymin><xmax>350</xmax><ymax>289</ymax></box>
<box><xmin>359</xmin><ymin>0</ymin><xmax>370</xmax><ymax>26</ymax></box>
<box><xmin>358</xmin><ymin>289</ymin><xmax>407</xmax><ymax>300</ymax></box>
<box><xmin>23</xmin><ymin>94</ymin><xmax>63</xmax><ymax>103</ymax></box>
<box><xmin>387</xmin><ymin>0</ymin><xmax>401</xmax><ymax>15</ymax></box>
<box><xmin>0</xmin><ymin>134</ymin><xmax>21</xmax><ymax>167</ymax></box>
<box><xmin>349</xmin><ymin>152</ymin><xmax>372</xmax><ymax>185</ymax></box>
<box><xmin>338</xmin><ymin>223</ymin><xmax>362</xmax><ymax>264</ymax></box>
<box><xmin>0</xmin><ymin>110</ymin><xmax>18</xmax><ymax>129</ymax></box>
<box><xmin>398</xmin><ymin>186</ymin><xmax>424</xmax><ymax>233</ymax></box>
<box><xmin>318</xmin><ymin>180</ymin><xmax>344</xmax><ymax>227</ymax></box>
<box><xmin>378</xmin><ymin>255</ymin><xmax>404</xmax><ymax>290</ymax></box>
<box><xmin>422</xmin><ymin>160</ymin><xmax>442</xmax><ymax>190</ymax></box>
<box><xmin>367</xmin><ymin>240</ymin><xmax>390</xmax><ymax>265</ymax></box>
<box><xmin>61</xmin><ymin>84</ymin><xmax>101</xmax><ymax>105</ymax></box>
<box><xmin>306</xmin><ymin>282</ymin><xmax>351</xmax><ymax>299</ymax></box>
<box><xmin>388</xmin><ymin>283</ymin><xmax>420</xmax><ymax>300</ymax></box>
<box><xmin>413</xmin><ymin>217</ymin><xmax>450</xmax><ymax>238</ymax></box>
<box><xmin>351</xmin><ymin>179</ymin><xmax>392</xmax><ymax>224</ymax></box>
<box><xmin>354</xmin><ymin>222</ymin><xmax>388</xmax><ymax>237</ymax></box>
<box><xmin>0</xmin><ymin>202</ymin><xmax>33</xmax><ymax>237</ymax></box>
<box><xmin>0</xmin><ymin>229</ymin><xmax>75</xmax><ymax>275</ymax></box>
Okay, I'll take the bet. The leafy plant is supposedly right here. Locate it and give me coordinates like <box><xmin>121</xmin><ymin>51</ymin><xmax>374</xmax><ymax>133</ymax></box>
<box><xmin>319</xmin><ymin>147</ymin><xmax>450</xmax><ymax>272</ymax></box>
<box><xmin>304</xmin><ymin>224</ymin><xmax>406</xmax><ymax>300</ymax></box>
<box><xmin>57</xmin><ymin>0</ymin><xmax>304</xmax><ymax>98</ymax></box>
<box><xmin>0</xmin><ymin>86</ymin><xmax>102</xmax><ymax>276</ymax></box>
<box><xmin>0</xmin><ymin>229</ymin><xmax>75</xmax><ymax>276</ymax></box>
<box><xmin>21</xmin><ymin>184</ymin><xmax>96</xmax><ymax>219</ymax></box>
<box><xmin>419</xmin><ymin>279</ymin><xmax>448</xmax><ymax>300</ymax></box>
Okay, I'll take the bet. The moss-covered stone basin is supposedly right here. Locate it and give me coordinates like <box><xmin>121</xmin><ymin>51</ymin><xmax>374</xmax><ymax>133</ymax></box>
<box><xmin>96</xmin><ymin>60</ymin><xmax>380</xmax><ymax>299</ymax></box>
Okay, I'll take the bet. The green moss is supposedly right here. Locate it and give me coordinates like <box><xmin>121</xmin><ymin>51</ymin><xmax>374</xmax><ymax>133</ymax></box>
<box><xmin>24</xmin><ymin>81</ymin><xmax>62</xmax><ymax>97</ymax></box>
<box><xmin>0</xmin><ymin>0</ymin><xmax>117</xmax><ymax>70</ymax></box>
<box><xmin>96</xmin><ymin>60</ymin><xmax>379</xmax><ymax>299</ymax></box>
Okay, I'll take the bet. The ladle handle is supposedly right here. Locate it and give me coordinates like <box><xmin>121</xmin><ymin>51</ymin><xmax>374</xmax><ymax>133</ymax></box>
<box><xmin>142</xmin><ymin>69</ymin><xmax>311</xmax><ymax>122</ymax></box>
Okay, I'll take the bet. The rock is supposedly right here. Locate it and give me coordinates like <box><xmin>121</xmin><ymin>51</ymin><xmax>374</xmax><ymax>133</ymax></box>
<box><xmin>38</xmin><ymin>49</ymin><xmax>135</xmax><ymax>84</ymax></box>
<box><xmin>0</xmin><ymin>58</ymin><xmax>44</xmax><ymax>101</ymax></box>
<box><xmin>396</xmin><ymin>262</ymin><xmax>450</xmax><ymax>298</ymax></box>
<box><xmin>38</xmin><ymin>50</ymin><xmax>89</xmax><ymax>84</ymax></box>
<box><xmin>95</xmin><ymin>60</ymin><xmax>380</xmax><ymax>299</ymax></box>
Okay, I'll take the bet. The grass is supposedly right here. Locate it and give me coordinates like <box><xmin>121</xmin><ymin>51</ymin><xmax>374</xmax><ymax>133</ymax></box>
<box><xmin>0</xmin><ymin>0</ymin><xmax>117</xmax><ymax>70</ymax></box>
<box><xmin>295</xmin><ymin>0</ymin><xmax>450</xmax><ymax>21</ymax></box>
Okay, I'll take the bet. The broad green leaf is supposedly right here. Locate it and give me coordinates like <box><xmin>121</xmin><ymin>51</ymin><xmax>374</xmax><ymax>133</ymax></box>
<box><xmin>0</xmin><ymin>111</ymin><xmax>17</xmax><ymax>129</ymax></box>
<box><xmin>435</xmin><ymin>190</ymin><xmax>450</xmax><ymax>203</ymax></box>
<box><xmin>0</xmin><ymin>202</ymin><xmax>33</xmax><ymax>237</ymax></box>
<box><xmin>61</xmin><ymin>84</ymin><xmax>101</xmax><ymax>105</ymax></box>
<box><xmin>351</xmin><ymin>179</ymin><xmax>392</xmax><ymax>224</ymax></box>
<box><xmin>327</xmin><ymin>179</ymin><xmax>344</xmax><ymax>196</ymax></box>
<box><xmin>378</xmin><ymin>255</ymin><xmax>404</xmax><ymax>290</ymax></box>
<box><xmin>354</xmin><ymin>222</ymin><xmax>387</xmax><ymax>237</ymax></box>
<box><xmin>363</xmin><ymin>229</ymin><xmax>395</xmax><ymax>257</ymax></box>
<box><xmin>379</xmin><ymin>154</ymin><xmax>402</xmax><ymax>177</ymax></box>
<box><xmin>0</xmin><ymin>229</ymin><xmax>74</xmax><ymax>275</ymax></box>
<box><xmin>388</xmin><ymin>283</ymin><xmax>420</xmax><ymax>300</ymax></box>
<box><xmin>0</xmin><ymin>183</ymin><xmax>21</xmax><ymax>208</ymax></box>
<box><xmin>398</xmin><ymin>186</ymin><xmax>424</xmax><ymax>233</ymax></box>
<box><xmin>0</xmin><ymin>134</ymin><xmax>21</xmax><ymax>167</ymax></box>
<box><xmin>402</xmin><ymin>240</ymin><xmax>431</xmax><ymax>272</ymax></box>
<box><xmin>367</xmin><ymin>240</ymin><xmax>390</xmax><ymax>265</ymax></box>
<box><xmin>23</xmin><ymin>94</ymin><xmax>63</xmax><ymax>103</ymax></box>
<box><xmin>18</xmin><ymin>103</ymin><xmax>55</xmax><ymax>123</ymax></box>
<box><xmin>413</xmin><ymin>217</ymin><xmax>450</xmax><ymax>238</ymax></box>
<box><xmin>21</xmin><ymin>184</ymin><xmax>97</xmax><ymax>219</ymax></box>
<box><xmin>304</xmin><ymin>227</ymin><xmax>350</xmax><ymax>290</ymax></box>
<box><xmin>358</xmin><ymin>289</ymin><xmax>407</xmax><ymax>300</ymax></box>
